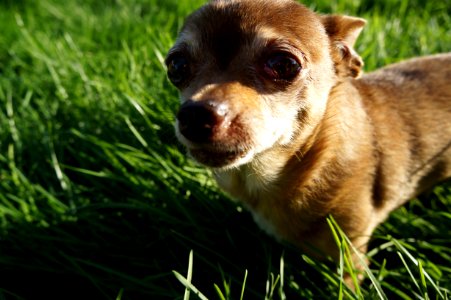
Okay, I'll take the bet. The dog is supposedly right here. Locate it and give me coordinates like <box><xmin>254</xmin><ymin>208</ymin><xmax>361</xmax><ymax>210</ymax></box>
<box><xmin>166</xmin><ymin>0</ymin><xmax>451</xmax><ymax>280</ymax></box>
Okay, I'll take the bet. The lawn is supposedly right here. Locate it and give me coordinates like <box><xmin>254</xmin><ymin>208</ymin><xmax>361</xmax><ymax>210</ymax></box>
<box><xmin>0</xmin><ymin>0</ymin><xmax>450</xmax><ymax>299</ymax></box>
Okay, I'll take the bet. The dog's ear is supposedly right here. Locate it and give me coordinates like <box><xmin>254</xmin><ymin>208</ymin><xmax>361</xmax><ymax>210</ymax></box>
<box><xmin>321</xmin><ymin>15</ymin><xmax>366</xmax><ymax>78</ymax></box>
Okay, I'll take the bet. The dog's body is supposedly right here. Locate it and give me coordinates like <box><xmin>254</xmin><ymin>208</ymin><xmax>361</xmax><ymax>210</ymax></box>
<box><xmin>215</xmin><ymin>54</ymin><xmax>451</xmax><ymax>259</ymax></box>
<box><xmin>166</xmin><ymin>0</ymin><xmax>451</xmax><ymax>265</ymax></box>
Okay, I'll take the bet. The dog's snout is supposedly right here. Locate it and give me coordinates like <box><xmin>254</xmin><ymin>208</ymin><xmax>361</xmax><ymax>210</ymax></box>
<box><xmin>177</xmin><ymin>100</ymin><xmax>228</xmax><ymax>143</ymax></box>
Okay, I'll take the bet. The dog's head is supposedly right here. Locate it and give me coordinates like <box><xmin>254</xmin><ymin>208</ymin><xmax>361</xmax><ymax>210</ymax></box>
<box><xmin>166</xmin><ymin>0</ymin><xmax>365</xmax><ymax>169</ymax></box>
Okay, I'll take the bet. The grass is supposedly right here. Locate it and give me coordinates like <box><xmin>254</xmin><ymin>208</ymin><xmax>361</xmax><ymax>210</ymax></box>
<box><xmin>0</xmin><ymin>0</ymin><xmax>450</xmax><ymax>299</ymax></box>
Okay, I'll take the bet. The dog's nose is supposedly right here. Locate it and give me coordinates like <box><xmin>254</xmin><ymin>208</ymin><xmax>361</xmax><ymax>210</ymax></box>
<box><xmin>177</xmin><ymin>100</ymin><xmax>228</xmax><ymax>143</ymax></box>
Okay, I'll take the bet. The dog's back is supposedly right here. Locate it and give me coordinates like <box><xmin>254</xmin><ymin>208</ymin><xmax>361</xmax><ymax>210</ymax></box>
<box><xmin>354</xmin><ymin>53</ymin><xmax>451</xmax><ymax>212</ymax></box>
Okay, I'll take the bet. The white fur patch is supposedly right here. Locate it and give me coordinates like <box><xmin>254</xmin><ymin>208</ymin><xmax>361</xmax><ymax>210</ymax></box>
<box><xmin>248</xmin><ymin>207</ymin><xmax>281</xmax><ymax>239</ymax></box>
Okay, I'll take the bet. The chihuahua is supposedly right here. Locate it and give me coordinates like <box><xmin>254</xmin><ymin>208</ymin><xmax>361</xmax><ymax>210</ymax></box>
<box><xmin>166</xmin><ymin>0</ymin><xmax>451</xmax><ymax>276</ymax></box>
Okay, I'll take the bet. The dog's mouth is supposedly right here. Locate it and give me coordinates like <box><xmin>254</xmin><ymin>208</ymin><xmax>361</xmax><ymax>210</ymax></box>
<box><xmin>188</xmin><ymin>145</ymin><xmax>250</xmax><ymax>168</ymax></box>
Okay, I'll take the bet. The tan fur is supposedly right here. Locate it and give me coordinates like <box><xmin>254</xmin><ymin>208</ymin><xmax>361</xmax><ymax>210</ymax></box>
<box><xmin>167</xmin><ymin>0</ymin><xmax>451</xmax><ymax>282</ymax></box>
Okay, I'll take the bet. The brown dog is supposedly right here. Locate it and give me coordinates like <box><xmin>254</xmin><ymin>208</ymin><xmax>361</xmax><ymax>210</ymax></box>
<box><xmin>166</xmin><ymin>0</ymin><xmax>451</xmax><ymax>275</ymax></box>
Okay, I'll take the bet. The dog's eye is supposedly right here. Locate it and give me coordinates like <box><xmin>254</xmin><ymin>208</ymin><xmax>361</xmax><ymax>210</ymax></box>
<box><xmin>263</xmin><ymin>53</ymin><xmax>301</xmax><ymax>81</ymax></box>
<box><xmin>166</xmin><ymin>55</ymin><xmax>190</xmax><ymax>86</ymax></box>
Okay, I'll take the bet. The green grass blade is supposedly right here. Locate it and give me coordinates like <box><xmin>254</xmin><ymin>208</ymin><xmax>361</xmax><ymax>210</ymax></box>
<box><xmin>173</xmin><ymin>250</ymin><xmax>209</xmax><ymax>300</ymax></box>
<box><xmin>240</xmin><ymin>270</ymin><xmax>248</xmax><ymax>300</ymax></box>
